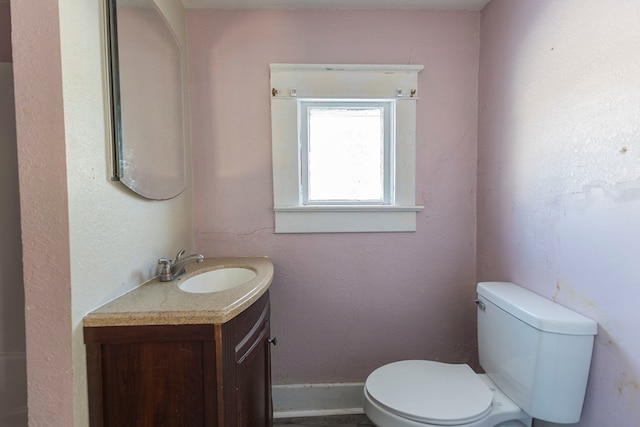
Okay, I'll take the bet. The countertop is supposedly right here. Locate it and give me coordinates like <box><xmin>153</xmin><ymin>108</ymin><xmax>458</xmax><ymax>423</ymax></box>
<box><xmin>83</xmin><ymin>257</ymin><xmax>273</xmax><ymax>327</ymax></box>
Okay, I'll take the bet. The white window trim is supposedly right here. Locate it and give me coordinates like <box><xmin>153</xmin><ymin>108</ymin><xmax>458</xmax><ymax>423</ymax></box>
<box><xmin>270</xmin><ymin>63</ymin><xmax>424</xmax><ymax>233</ymax></box>
<box><xmin>299</xmin><ymin>99</ymin><xmax>393</xmax><ymax>205</ymax></box>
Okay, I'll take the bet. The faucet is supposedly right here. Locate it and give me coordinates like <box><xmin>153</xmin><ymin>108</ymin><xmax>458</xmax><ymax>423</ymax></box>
<box><xmin>157</xmin><ymin>249</ymin><xmax>205</xmax><ymax>282</ymax></box>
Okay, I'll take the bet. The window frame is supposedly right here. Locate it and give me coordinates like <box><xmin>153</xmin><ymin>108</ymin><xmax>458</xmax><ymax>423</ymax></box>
<box><xmin>299</xmin><ymin>99</ymin><xmax>394</xmax><ymax>206</ymax></box>
<box><xmin>270</xmin><ymin>64</ymin><xmax>424</xmax><ymax>233</ymax></box>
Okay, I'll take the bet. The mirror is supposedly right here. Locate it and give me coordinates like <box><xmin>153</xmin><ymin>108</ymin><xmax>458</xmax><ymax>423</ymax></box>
<box><xmin>106</xmin><ymin>0</ymin><xmax>186</xmax><ymax>200</ymax></box>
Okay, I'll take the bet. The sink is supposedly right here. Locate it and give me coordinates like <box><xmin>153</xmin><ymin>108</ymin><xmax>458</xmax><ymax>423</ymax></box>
<box><xmin>178</xmin><ymin>268</ymin><xmax>257</xmax><ymax>294</ymax></box>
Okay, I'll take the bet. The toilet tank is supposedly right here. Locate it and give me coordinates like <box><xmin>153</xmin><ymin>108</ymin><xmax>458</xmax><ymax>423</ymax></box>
<box><xmin>476</xmin><ymin>282</ymin><xmax>597</xmax><ymax>424</ymax></box>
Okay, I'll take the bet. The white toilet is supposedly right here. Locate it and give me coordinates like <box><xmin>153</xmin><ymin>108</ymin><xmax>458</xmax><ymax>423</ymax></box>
<box><xmin>364</xmin><ymin>281</ymin><xmax>597</xmax><ymax>427</ymax></box>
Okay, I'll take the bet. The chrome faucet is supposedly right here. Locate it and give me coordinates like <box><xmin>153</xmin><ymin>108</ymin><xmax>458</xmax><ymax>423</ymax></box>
<box><xmin>158</xmin><ymin>249</ymin><xmax>205</xmax><ymax>282</ymax></box>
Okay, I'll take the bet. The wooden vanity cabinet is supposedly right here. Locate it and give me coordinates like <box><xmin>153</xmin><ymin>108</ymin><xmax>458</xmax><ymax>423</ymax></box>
<box><xmin>84</xmin><ymin>292</ymin><xmax>272</xmax><ymax>427</ymax></box>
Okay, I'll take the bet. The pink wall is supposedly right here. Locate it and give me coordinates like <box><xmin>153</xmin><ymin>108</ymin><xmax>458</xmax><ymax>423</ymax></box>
<box><xmin>188</xmin><ymin>10</ymin><xmax>480</xmax><ymax>383</ymax></box>
<box><xmin>10</xmin><ymin>0</ymin><xmax>74</xmax><ymax>424</ymax></box>
<box><xmin>0</xmin><ymin>2</ymin><xmax>10</xmax><ymax>61</ymax></box>
<box><xmin>478</xmin><ymin>1</ymin><xmax>640</xmax><ymax>425</ymax></box>
<box><xmin>11</xmin><ymin>1</ymin><xmax>195</xmax><ymax>423</ymax></box>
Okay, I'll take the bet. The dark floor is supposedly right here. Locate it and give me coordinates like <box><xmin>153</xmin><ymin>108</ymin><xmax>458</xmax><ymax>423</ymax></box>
<box><xmin>274</xmin><ymin>414</ymin><xmax>375</xmax><ymax>427</ymax></box>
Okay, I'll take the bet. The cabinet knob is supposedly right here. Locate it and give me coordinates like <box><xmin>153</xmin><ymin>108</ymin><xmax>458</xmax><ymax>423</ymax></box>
<box><xmin>268</xmin><ymin>337</ymin><xmax>278</xmax><ymax>346</ymax></box>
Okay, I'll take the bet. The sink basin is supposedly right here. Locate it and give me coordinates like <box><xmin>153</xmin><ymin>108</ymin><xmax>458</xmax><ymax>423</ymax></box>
<box><xmin>179</xmin><ymin>268</ymin><xmax>257</xmax><ymax>294</ymax></box>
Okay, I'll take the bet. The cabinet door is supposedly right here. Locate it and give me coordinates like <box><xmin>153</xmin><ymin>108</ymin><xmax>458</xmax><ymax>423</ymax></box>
<box><xmin>225</xmin><ymin>293</ymin><xmax>272</xmax><ymax>427</ymax></box>
<box><xmin>102</xmin><ymin>340</ymin><xmax>206</xmax><ymax>426</ymax></box>
<box><xmin>85</xmin><ymin>324</ymin><xmax>217</xmax><ymax>427</ymax></box>
<box><xmin>235</xmin><ymin>318</ymin><xmax>272</xmax><ymax>427</ymax></box>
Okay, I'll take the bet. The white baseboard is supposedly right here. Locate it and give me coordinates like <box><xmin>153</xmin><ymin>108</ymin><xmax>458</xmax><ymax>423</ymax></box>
<box><xmin>272</xmin><ymin>382</ymin><xmax>365</xmax><ymax>419</ymax></box>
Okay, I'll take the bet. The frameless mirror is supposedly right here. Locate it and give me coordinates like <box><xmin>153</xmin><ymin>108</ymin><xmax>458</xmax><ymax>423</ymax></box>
<box><xmin>106</xmin><ymin>0</ymin><xmax>186</xmax><ymax>200</ymax></box>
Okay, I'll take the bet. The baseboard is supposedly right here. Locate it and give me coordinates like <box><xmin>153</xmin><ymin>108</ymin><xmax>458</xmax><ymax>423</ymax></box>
<box><xmin>272</xmin><ymin>382</ymin><xmax>365</xmax><ymax>419</ymax></box>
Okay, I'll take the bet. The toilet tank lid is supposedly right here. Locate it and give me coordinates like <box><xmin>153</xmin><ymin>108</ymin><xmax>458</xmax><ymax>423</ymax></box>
<box><xmin>477</xmin><ymin>282</ymin><xmax>597</xmax><ymax>335</ymax></box>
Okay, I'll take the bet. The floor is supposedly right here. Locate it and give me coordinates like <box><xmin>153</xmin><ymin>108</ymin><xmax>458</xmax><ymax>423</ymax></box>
<box><xmin>274</xmin><ymin>414</ymin><xmax>375</xmax><ymax>426</ymax></box>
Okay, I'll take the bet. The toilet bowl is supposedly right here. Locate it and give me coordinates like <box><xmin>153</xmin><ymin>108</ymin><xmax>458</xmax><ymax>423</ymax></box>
<box><xmin>363</xmin><ymin>282</ymin><xmax>598</xmax><ymax>427</ymax></box>
<box><xmin>363</xmin><ymin>360</ymin><xmax>531</xmax><ymax>427</ymax></box>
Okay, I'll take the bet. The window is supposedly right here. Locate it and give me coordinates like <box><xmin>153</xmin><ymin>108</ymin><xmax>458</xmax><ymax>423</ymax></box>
<box><xmin>270</xmin><ymin>64</ymin><xmax>424</xmax><ymax>233</ymax></box>
<box><xmin>301</xmin><ymin>100</ymin><xmax>392</xmax><ymax>205</ymax></box>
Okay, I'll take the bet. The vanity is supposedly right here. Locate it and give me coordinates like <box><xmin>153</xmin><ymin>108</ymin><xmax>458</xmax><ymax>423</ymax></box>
<box><xmin>83</xmin><ymin>257</ymin><xmax>274</xmax><ymax>427</ymax></box>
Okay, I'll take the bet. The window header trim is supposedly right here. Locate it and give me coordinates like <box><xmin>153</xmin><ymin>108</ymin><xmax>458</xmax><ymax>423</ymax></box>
<box><xmin>270</xmin><ymin>63</ymin><xmax>424</xmax><ymax>73</ymax></box>
<box><xmin>270</xmin><ymin>63</ymin><xmax>423</xmax><ymax>100</ymax></box>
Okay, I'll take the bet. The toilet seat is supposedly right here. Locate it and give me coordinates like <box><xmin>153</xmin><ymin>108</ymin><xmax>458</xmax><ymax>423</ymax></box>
<box><xmin>365</xmin><ymin>360</ymin><xmax>494</xmax><ymax>426</ymax></box>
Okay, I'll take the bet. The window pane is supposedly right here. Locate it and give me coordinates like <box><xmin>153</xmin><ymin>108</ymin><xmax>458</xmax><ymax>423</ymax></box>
<box><xmin>307</xmin><ymin>107</ymin><xmax>384</xmax><ymax>202</ymax></box>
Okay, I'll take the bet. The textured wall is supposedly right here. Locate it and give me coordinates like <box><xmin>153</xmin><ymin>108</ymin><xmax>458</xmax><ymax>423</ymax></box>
<box><xmin>188</xmin><ymin>9</ymin><xmax>480</xmax><ymax>384</ymax></box>
<box><xmin>58</xmin><ymin>1</ymin><xmax>194</xmax><ymax>424</ymax></box>
<box><xmin>10</xmin><ymin>1</ymin><xmax>74</xmax><ymax>424</ymax></box>
<box><xmin>478</xmin><ymin>1</ymin><xmax>640</xmax><ymax>425</ymax></box>
<box><xmin>11</xmin><ymin>0</ymin><xmax>194</xmax><ymax>425</ymax></box>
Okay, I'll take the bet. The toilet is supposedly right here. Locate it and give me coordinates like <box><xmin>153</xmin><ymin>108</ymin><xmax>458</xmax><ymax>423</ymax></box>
<box><xmin>364</xmin><ymin>281</ymin><xmax>597</xmax><ymax>427</ymax></box>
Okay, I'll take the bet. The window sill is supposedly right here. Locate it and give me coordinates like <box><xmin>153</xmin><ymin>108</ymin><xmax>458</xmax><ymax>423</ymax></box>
<box><xmin>274</xmin><ymin>205</ymin><xmax>424</xmax><ymax>233</ymax></box>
